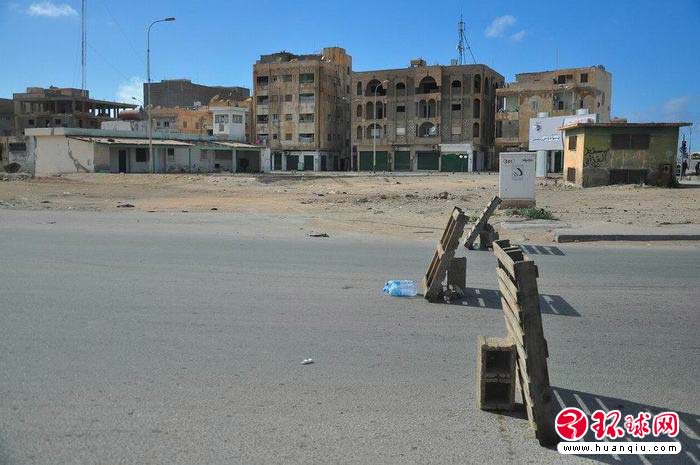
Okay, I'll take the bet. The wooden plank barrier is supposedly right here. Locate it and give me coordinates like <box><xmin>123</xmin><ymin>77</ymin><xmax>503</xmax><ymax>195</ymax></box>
<box><xmin>464</xmin><ymin>195</ymin><xmax>502</xmax><ymax>250</ymax></box>
<box><xmin>493</xmin><ymin>239</ymin><xmax>558</xmax><ymax>447</ymax></box>
<box><xmin>423</xmin><ymin>207</ymin><xmax>468</xmax><ymax>302</ymax></box>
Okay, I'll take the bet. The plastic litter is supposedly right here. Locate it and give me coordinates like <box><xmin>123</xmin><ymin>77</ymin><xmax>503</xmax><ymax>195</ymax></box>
<box><xmin>383</xmin><ymin>280</ymin><xmax>418</xmax><ymax>297</ymax></box>
<box><xmin>301</xmin><ymin>358</ymin><xmax>314</xmax><ymax>365</ymax></box>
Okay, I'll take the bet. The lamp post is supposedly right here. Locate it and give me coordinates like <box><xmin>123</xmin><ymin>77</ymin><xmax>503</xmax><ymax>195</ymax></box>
<box><xmin>372</xmin><ymin>79</ymin><xmax>389</xmax><ymax>172</ymax></box>
<box><xmin>147</xmin><ymin>16</ymin><xmax>175</xmax><ymax>173</ymax></box>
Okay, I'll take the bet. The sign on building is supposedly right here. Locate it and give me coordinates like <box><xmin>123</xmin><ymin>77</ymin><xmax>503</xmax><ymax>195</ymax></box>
<box><xmin>529</xmin><ymin>113</ymin><xmax>598</xmax><ymax>151</ymax></box>
<box><xmin>499</xmin><ymin>152</ymin><xmax>536</xmax><ymax>207</ymax></box>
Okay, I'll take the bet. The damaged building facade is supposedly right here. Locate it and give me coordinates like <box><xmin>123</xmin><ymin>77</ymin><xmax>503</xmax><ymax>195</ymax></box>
<box><xmin>11</xmin><ymin>87</ymin><xmax>136</xmax><ymax>134</ymax></box>
<box><xmin>495</xmin><ymin>65</ymin><xmax>612</xmax><ymax>171</ymax></box>
<box><xmin>253</xmin><ymin>47</ymin><xmax>352</xmax><ymax>171</ymax></box>
<box><xmin>144</xmin><ymin>79</ymin><xmax>249</xmax><ymax>109</ymax></box>
<box><xmin>351</xmin><ymin>59</ymin><xmax>503</xmax><ymax>172</ymax></box>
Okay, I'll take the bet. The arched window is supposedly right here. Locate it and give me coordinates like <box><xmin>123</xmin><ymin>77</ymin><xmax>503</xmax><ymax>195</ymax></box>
<box><xmin>474</xmin><ymin>74</ymin><xmax>481</xmax><ymax>93</ymax></box>
<box><xmin>473</xmin><ymin>98</ymin><xmax>481</xmax><ymax>118</ymax></box>
<box><xmin>417</xmin><ymin>76</ymin><xmax>438</xmax><ymax>94</ymax></box>
<box><xmin>365</xmin><ymin>79</ymin><xmax>385</xmax><ymax>97</ymax></box>
<box><xmin>418</xmin><ymin>99</ymin><xmax>428</xmax><ymax>118</ymax></box>
<box><xmin>376</xmin><ymin>102</ymin><xmax>385</xmax><ymax>119</ymax></box>
<box><xmin>366</xmin><ymin>102</ymin><xmax>374</xmax><ymax>119</ymax></box>
<box><xmin>356</xmin><ymin>82</ymin><xmax>362</xmax><ymax>96</ymax></box>
<box><xmin>473</xmin><ymin>122</ymin><xmax>480</xmax><ymax>138</ymax></box>
<box><xmin>427</xmin><ymin>99</ymin><xmax>437</xmax><ymax>118</ymax></box>
<box><xmin>356</xmin><ymin>126</ymin><xmax>363</xmax><ymax>139</ymax></box>
<box><xmin>395</xmin><ymin>82</ymin><xmax>406</xmax><ymax>96</ymax></box>
<box><xmin>484</xmin><ymin>77</ymin><xmax>489</xmax><ymax>95</ymax></box>
<box><xmin>356</xmin><ymin>104</ymin><xmax>362</xmax><ymax>118</ymax></box>
<box><xmin>452</xmin><ymin>80</ymin><xmax>462</xmax><ymax>90</ymax></box>
<box><xmin>367</xmin><ymin>123</ymin><xmax>382</xmax><ymax>139</ymax></box>
<box><xmin>418</xmin><ymin>122</ymin><xmax>436</xmax><ymax>137</ymax></box>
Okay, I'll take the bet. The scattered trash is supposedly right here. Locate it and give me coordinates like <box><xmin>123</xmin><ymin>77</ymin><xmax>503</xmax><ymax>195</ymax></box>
<box><xmin>356</xmin><ymin>197</ymin><xmax>369</xmax><ymax>203</ymax></box>
<box><xmin>40</xmin><ymin>200</ymin><xmax>50</xmax><ymax>204</ymax></box>
<box><xmin>383</xmin><ymin>280</ymin><xmax>418</xmax><ymax>297</ymax></box>
<box><xmin>210</xmin><ymin>207</ymin><xmax>218</xmax><ymax>211</ymax></box>
<box><xmin>301</xmin><ymin>358</ymin><xmax>314</xmax><ymax>365</ymax></box>
<box><xmin>308</xmin><ymin>232</ymin><xmax>329</xmax><ymax>238</ymax></box>
<box><xmin>117</xmin><ymin>203</ymin><xmax>135</xmax><ymax>208</ymax></box>
<box><xmin>181</xmin><ymin>210</ymin><xmax>188</xmax><ymax>213</ymax></box>
<box><xmin>438</xmin><ymin>191</ymin><xmax>449</xmax><ymax>200</ymax></box>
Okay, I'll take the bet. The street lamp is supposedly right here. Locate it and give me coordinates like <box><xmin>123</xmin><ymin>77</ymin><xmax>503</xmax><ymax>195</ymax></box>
<box><xmin>373</xmin><ymin>79</ymin><xmax>389</xmax><ymax>172</ymax></box>
<box><xmin>146</xmin><ymin>16</ymin><xmax>175</xmax><ymax>173</ymax></box>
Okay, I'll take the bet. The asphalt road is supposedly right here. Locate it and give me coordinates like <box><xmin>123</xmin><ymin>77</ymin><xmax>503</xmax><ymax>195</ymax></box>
<box><xmin>0</xmin><ymin>210</ymin><xmax>698</xmax><ymax>465</ymax></box>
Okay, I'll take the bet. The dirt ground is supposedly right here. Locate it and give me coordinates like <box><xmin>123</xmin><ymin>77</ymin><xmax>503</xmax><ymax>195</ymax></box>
<box><xmin>1</xmin><ymin>173</ymin><xmax>698</xmax><ymax>242</ymax></box>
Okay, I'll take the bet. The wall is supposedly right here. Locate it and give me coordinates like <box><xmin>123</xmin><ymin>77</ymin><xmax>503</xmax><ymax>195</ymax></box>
<box><xmin>34</xmin><ymin>136</ymin><xmax>96</xmax><ymax>176</ymax></box>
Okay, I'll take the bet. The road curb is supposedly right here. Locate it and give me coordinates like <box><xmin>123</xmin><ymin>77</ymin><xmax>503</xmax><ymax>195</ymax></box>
<box><xmin>555</xmin><ymin>233</ymin><xmax>700</xmax><ymax>243</ymax></box>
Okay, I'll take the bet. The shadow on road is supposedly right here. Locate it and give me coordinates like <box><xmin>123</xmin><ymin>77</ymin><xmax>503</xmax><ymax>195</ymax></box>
<box><xmin>521</xmin><ymin>244</ymin><xmax>566</xmax><ymax>256</ymax></box>
<box><xmin>551</xmin><ymin>387</ymin><xmax>699</xmax><ymax>464</ymax></box>
<box><xmin>448</xmin><ymin>287</ymin><xmax>581</xmax><ymax>317</ymax></box>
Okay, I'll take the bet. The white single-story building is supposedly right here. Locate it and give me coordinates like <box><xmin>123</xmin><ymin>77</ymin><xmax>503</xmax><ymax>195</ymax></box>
<box><xmin>10</xmin><ymin>128</ymin><xmax>268</xmax><ymax>176</ymax></box>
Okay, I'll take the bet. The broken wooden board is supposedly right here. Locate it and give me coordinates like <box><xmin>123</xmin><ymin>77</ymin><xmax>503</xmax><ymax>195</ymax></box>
<box><xmin>464</xmin><ymin>195</ymin><xmax>502</xmax><ymax>250</ymax></box>
<box><xmin>423</xmin><ymin>207</ymin><xmax>468</xmax><ymax>302</ymax></box>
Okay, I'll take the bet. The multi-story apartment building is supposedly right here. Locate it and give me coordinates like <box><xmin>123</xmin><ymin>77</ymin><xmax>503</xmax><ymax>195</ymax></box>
<box><xmin>144</xmin><ymin>79</ymin><xmax>249</xmax><ymax>109</ymax></box>
<box><xmin>0</xmin><ymin>98</ymin><xmax>13</xmax><ymax>136</ymax></box>
<box><xmin>253</xmin><ymin>47</ymin><xmax>352</xmax><ymax>171</ymax></box>
<box><xmin>12</xmin><ymin>87</ymin><xmax>136</xmax><ymax>135</ymax></box>
<box><xmin>495</xmin><ymin>65</ymin><xmax>612</xmax><ymax>159</ymax></box>
<box><xmin>351</xmin><ymin>59</ymin><xmax>503</xmax><ymax>172</ymax></box>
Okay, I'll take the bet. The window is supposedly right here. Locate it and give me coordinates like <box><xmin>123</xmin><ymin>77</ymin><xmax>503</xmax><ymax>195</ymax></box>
<box><xmin>182</xmin><ymin>121</ymin><xmax>188</xmax><ymax>128</ymax></box>
<box><xmin>580</xmin><ymin>73</ymin><xmax>588</xmax><ymax>83</ymax></box>
<box><xmin>568</xmin><ymin>135</ymin><xmax>577</xmax><ymax>150</ymax></box>
<box><xmin>451</xmin><ymin>103</ymin><xmax>461</xmax><ymax>111</ymax></box>
<box><xmin>285</xmin><ymin>114</ymin><xmax>293</xmax><ymax>121</ymax></box>
<box><xmin>167</xmin><ymin>148</ymin><xmax>175</xmax><ymax>161</ymax></box>
<box><xmin>232</xmin><ymin>114</ymin><xmax>243</xmax><ymax>123</ymax></box>
<box><xmin>272</xmin><ymin>114</ymin><xmax>279</xmax><ymax>121</ymax></box>
<box><xmin>631</xmin><ymin>134</ymin><xmax>650</xmax><ymax>149</ymax></box>
<box><xmin>474</xmin><ymin>74</ymin><xmax>481</xmax><ymax>93</ymax></box>
<box><xmin>558</xmin><ymin>100</ymin><xmax>565</xmax><ymax>110</ymax></box>
<box><xmin>451</xmin><ymin>80</ymin><xmax>462</xmax><ymax>89</ymax></box>
<box><xmin>28</xmin><ymin>119</ymin><xmax>35</xmax><ymax>126</ymax></box>
<box><xmin>299</xmin><ymin>93</ymin><xmax>314</xmax><ymax>104</ymax></box>
<box><xmin>612</xmin><ymin>134</ymin><xmax>649</xmax><ymax>149</ymax></box>
<box><xmin>215</xmin><ymin>114</ymin><xmax>229</xmax><ymax>124</ymax></box>
<box><xmin>356</xmin><ymin>105</ymin><xmax>362</xmax><ymax>117</ymax></box>
<box><xmin>135</xmin><ymin>148</ymin><xmax>148</xmax><ymax>163</ymax></box>
<box><xmin>285</xmin><ymin>133</ymin><xmax>293</xmax><ymax>141</ymax></box>
<box><xmin>273</xmin><ymin>134</ymin><xmax>278</xmax><ymax>139</ymax></box>
<box><xmin>54</xmin><ymin>119</ymin><xmax>61</xmax><ymax>125</ymax></box>
<box><xmin>257</xmin><ymin>115</ymin><xmax>269</xmax><ymax>123</ymax></box>
<box><xmin>396</xmin><ymin>105</ymin><xmax>405</xmax><ymax>113</ymax></box>
<box><xmin>8</xmin><ymin>143</ymin><xmax>26</xmax><ymax>151</ymax></box>
<box><xmin>285</xmin><ymin>94</ymin><xmax>293</xmax><ymax>102</ymax></box>
<box><xmin>299</xmin><ymin>133</ymin><xmax>314</xmax><ymax>143</ymax></box>
<box><xmin>195</xmin><ymin>122</ymin><xmax>200</xmax><ymax>129</ymax></box>
<box><xmin>272</xmin><ymin>75</ymin><xmax>278</xmax><ymax>82</ymax></box>
<box><xmin>219</xmin><ymin>123</ymin><xmax>224</xmax><ymax>132</ymax></box>
<box><xmin>557</xmin><ymin>75</ymin><xmax>566</xmax><ymax>84</ymax></box>
<box><xmin>472</xmin><ymin>122</ymin><xmax>480</xmax><ymax>138</ymax></box>
<box><xmin>299</xmin><ymin>73</ymin><xmax>315</xmax><ymax>84</ymax></box>
<box><xmin>356</xmin><ymin>126</ymin><xmax>362</xmax><ymax>139</ymax></box>
<box><xmin>531</xmin><ymin>99</ymin><xmax>538</xmax><ymax>111</ymax></box>
<box><xmin>327</xmin><ymin>134</ymin><xmax>332</xmax><ymax>141</ymax></box>
<box><xmin>256</xmin><ymin>76</ymin><xmax>269</xmax><ymax>85</ymax></box>
<box><xmin>282</xmin><ymin>74</ymin><xmax>293</xmax><ymax>82</ymax></box>
<box><xmin>395</xmin><ymin>82</ymin><xmax>406</xmax><ymax>96</ymax></box>
<box><xmin>473</xmin><ymin>98</ymin><xmax>481</xmax><ymax>118</ymax></box>
<box><xmin>256</xmin><ymin>96</ymin><xmax>269</xmax><ymax>105</ymax></box>
<box><xmin>356</xmin><ymin>82</ymin><xmax>362</xmax><ymax>96</ymax></box>
<box><xmin>299</xmin><ymin>113</ymin><xmax>314</xmax><ymax>123</ymax></box>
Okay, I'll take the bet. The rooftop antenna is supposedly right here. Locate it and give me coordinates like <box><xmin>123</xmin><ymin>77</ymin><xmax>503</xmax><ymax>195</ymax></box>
<box><xmin>81</xmin><ymin>0</ymin><xmax>86</xmax><ymax>93</ymax></box>
<box><xmin>457</xmin><ymin>15</ymin><xmax>476</xmax><ymax>65</ymax></box>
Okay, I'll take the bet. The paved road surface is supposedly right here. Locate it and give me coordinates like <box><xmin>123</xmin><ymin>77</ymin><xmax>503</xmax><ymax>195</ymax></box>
<box><xmin>0</xmin><ymin>210</ymin><xmax>698</xmax><ymax>465</ymax></box>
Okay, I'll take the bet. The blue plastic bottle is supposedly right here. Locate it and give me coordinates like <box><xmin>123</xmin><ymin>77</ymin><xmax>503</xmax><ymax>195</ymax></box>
<box><xmin>383</xmin><ymin>280</ymin><xmax>418</xmax><ymax>297</ymax></box>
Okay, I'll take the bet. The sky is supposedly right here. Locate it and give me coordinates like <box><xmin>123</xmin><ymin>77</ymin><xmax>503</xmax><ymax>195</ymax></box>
<box><xmin>0</xmin><ymin>0</ymin><xmax>698</xmax><ymax>149</ymax></box>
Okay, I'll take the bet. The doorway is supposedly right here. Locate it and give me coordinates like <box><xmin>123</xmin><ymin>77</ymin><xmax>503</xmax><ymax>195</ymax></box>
<box><xmin>118</xmin><ymin>149</ymin><xmax>127</xmax><ymax>173</ymax></box>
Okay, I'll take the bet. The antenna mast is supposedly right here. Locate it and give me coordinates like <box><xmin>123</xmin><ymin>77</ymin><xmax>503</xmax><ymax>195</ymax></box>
<box><xmin>81</xmin><ymin>0</ymin><xmax>87</xmax><ymax>92</ymax></box>
<box><xmin>457</xmin><ymin>15</ymin><xmax>476</xmax><ymax>65</ymax></box>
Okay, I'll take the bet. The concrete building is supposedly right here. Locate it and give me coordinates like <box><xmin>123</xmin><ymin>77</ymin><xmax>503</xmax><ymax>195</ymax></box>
<box><xmin>12</xmin><ymin>87</ymin><xmax>136</xmax><ymax>135</ymax></box>
<box><xmin>210</xmin><ymin>94</ymin><xmax>254</xmax><ymax>143</ymax></box>
<box><xmin>351</xmin><ymin>59</ymin><xmax>503</xmax><ymax>172</ymax></box>
<box><xmin>150</xmin><ymin>107</ymin><xmax>213</xmax><ymax>135</ymax></box>
<box><xmin>0</xmin><ymin>98</ymin><xmax>13</xmax><ymax>136</ymax></box>
<box><xmin>144</xmin><ymin>79</ymin><xmax>249</xmax><ymax>109</ymax></box>
<box><xmin>496</xmin><ymin>65</ymin><xmax>612</xmax><ymax>169</ymax></box>
<box><xmin>211</xmin><ymin>106</ymin><xmax>247</xmax><ymax>142</ymax></box>
<box><xmin>561</xmin><ymin>122</ymin><xmax>689</xmax><ymax>187</ymax></box>
<box><xmin>4</xmin><ymin>128</ymin><xmax>267</xmax><ymax>176</ymax></box>
<box><xmin>253</xmin><ymin>47</ymin><xmax>352</xmax><ymax>171</ymax></box>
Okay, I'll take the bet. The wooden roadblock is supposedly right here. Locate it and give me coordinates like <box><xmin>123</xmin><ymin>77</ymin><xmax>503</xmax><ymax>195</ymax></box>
<box><xmin>493</xmin><ymin>239</ymin><xmax>558</xmax><ymax>447</ymax></box>
<box><xmin>423</xmin><ymin>207</ymin><xmax>468</xmax><ymax>302</ymax></box>
<box><xmin>477</xmin><ymin>336</ymin><xmax>516</xmax><ymax>411</ymax></box>
<box><xmin>464</xmin><ymin>195</ymin><xmax>502</xmax><ymax>250</ymax></box>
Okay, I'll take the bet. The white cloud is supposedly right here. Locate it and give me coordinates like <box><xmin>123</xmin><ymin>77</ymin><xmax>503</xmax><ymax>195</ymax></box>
<box><xmin>662</xmin><ymin>96</ymin><xmax>689</xmax><ymax>119</ymax></box>
<box><xmin>115</xmin><ymin>77</ymin><xmax>144</xmax><ymax>105</ymax></box>
<box><xmin>485</xmin><ymin>15</ymin><xmax>516</xmax><ymax>38</ymax></box>
<box><xmin>27</xmin><ymin>1</ymin><xmax>77</xmax><ymax>17</ymax></box>
<box><xmin>510</xmin><ymin>30</ymin><xmax>526</xmax><ymax>42</ymax></box>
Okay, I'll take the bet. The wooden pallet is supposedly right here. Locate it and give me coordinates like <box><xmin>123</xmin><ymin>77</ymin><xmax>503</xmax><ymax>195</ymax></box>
<box><xmin>493</xmin><ymin>239</ymin><xmax>557</xmax><ymax>447</ymax></box>
<box><xmin>423</xmin><ymin>207</ymin><xmax>468</xmax><ymax>302</ymax></box>
<box><xmin>464</xmin><ymin>195</ymin><xmax>502</xmax><ymax>250</ymax></box>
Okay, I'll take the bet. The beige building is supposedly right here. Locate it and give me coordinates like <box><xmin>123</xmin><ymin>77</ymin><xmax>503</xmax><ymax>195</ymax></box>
<box><xmin>495</xmin><ymin>66</ymin><xmax>612</xmax><ymax>160</ymax></box>
<box><xmin>253</xmin><ymin>47</ymin><xmax>352</xmax><ymax>171</ymax></box>
<box><xmin>150</xmin><ymin>107</ymin><xmax>213</xmax><ymax>135</ymax></box>
<box><xmin>561</xmin><ymin>122</ymin><xmax>688</xmax><ymax>187</ymax></box>
<box><xmin>351</xmin><ymin>59</ymin><xmax>503</xmax><ymax>172</ymax></box>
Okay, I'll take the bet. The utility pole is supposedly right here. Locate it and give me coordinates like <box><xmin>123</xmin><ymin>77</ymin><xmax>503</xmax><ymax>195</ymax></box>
<box><xmin>81</xmin><ymin>0</ymin><xmax>86</xmax><ymax>92</ymax></box>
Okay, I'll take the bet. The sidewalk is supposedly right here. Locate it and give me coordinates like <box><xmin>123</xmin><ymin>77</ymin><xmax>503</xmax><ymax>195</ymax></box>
<box><xmin>554</xmin><ymin>222</ymin><xmax>700</xmax><ymax>243</ymax></box>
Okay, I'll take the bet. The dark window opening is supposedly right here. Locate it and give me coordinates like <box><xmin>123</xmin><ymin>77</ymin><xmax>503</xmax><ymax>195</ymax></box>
<box><xmin>135</xmin><ymin>148</ymin><xmax>148</xmax><ymax>163</ymax></box>
<box><xmin>568</xmin><ymin>135</ymin><xmax>577</xmax><ymax>150</ymax></box>
<box><xmin>580</xmin><ymin>73</ymin><xmax>588</xmax><ymax>83</ymax></box>
<box><xmin>451</xmin><ymin>103</ymin><xmax>461</xmax><ymax>111</ymax></box>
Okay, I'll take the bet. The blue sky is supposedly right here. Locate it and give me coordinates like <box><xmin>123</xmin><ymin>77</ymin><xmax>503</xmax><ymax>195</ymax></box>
<box><xmin>1</xmin><ymin>0</ymin><xmax>698</xmax><ymax>148</ymax></box>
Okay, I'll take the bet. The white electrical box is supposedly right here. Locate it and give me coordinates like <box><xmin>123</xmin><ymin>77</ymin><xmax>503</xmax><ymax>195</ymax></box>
<box><xmin>499</xmin><ymin>152</ymin><xmax>536</xmax><ymax>208</ymax></box>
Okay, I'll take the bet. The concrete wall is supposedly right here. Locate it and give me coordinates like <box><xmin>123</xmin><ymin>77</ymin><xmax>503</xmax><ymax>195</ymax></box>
<box><xmin>34</xmin><ymin>136</ymin><xmax>96</xmax><ymax>176</ymax></box>
<box><xmin>0</xmin><ymin>136</ymin><xmax>35</xmax><ymax>173</ymax></box>
<box><xmin>564</xmin><ymin>126</ymin><xmax>680</xmax><ymax>187</ymax></box>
